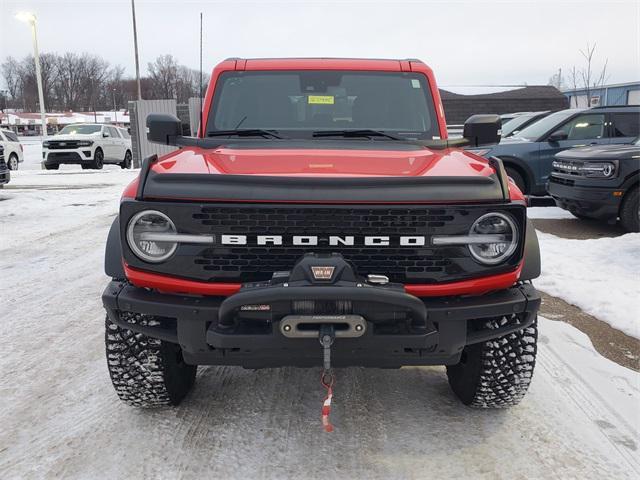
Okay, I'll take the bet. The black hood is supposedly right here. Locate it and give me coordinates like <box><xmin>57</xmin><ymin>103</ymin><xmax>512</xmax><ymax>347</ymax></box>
<box><xmin>556</xmin><ymin>143</ymin><xmax>640</xmax><ymax>161</ymax></box>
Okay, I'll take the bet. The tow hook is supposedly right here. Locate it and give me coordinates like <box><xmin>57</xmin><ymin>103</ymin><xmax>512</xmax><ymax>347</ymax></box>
<box><xmin>319</xmin><ymin>324</ymin><xmax>335</xmax><ymax>432</ymax></box>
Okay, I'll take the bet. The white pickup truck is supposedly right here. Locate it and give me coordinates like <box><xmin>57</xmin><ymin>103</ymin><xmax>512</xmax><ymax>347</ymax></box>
<box><xmin>42</xmin><ymin>123</ymin><xmax>132</xmax><ymax>170</ymax></box>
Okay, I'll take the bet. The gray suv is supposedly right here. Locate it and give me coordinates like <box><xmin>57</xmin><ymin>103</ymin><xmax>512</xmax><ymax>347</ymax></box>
<box><xmin>468</xmin><ymin>106</ymin><xmax>640</xmax><ymax>195</ymax></box>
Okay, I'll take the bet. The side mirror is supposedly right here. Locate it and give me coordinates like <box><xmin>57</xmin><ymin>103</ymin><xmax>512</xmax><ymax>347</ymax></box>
<box><xmin>463</xmin><ymin>114</ymin><xmax>501</xmax><ymax>147</ymax></box>
<box><xmin>548</xmin><ymin>130</ymin><xmax>568</xmax><ymax>142</ymax></box>
<box><xmin>146</xmin><ymin>113</ymin><xmax>182</xmax><ymax>145</ymax></box>
<box><xmin>102</xmin><ymin>132</ymin><xmax>109</xmax><ymax>138</ymax></box>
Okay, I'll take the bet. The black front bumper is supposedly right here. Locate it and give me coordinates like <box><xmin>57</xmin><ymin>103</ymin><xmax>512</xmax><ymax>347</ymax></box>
<box><xmin>548</xmin><ymin>176</ymin><xmax>622</xmax><ymax>221</ymax></box>
<box><xmin>44</xmin><ymin>151</ymin><xmax>89</xmax><ymax>165</ymax></box>
<box><xmin>0</xmin><ymin>169</ymin><xmax>9</xmax><ymax>184</ymax></box>
<box><xmin>102</xmin><ymin>280</ymin><xmax>540</xmax><ymax>368</ymax></box>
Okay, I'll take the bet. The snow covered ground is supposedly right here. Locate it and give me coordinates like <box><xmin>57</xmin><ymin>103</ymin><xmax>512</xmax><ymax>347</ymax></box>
<box><xmin>1</xmin><ymin>169</ymin><xmax>639</xmax><ymax>479</ymax></box>
<box><xmin>536</xmin><ymin>231</ymin><xmax>640</xmax><ymax>338</ymax></box>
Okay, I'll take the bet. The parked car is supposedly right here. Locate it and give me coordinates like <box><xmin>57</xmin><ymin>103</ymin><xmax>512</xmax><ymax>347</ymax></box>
<box><xmin>548</xmin><ymin>137</ymin><xmax>640</xmax><ymax>231</ymax></box>
<box><xmin>0</xmin><ymin>146</ymin><xmax>10</xmax><ymax>187</ymax></box>
<box><xmin>467</xmin><ymin>106</ymin><xmax>640</xmax><ymax>195</ymax></box>
<box><xmin>42</xmin><ymin>123</ymin><xmax>132</xmax><ymax>170</ymax></box>
<box><xmin>500</xmin><ymin>112</ymin><xmax>531</xmax><ymax>125</ymax></box>
<box><xmin>0</xmin><ymin>129</ymin><xmax>24</xmax><ymax>170</ymax></box>
<box><xmin>501</xmin><ymin>111</ymin><xmax>550</xmax><ymax>139</ymax></box>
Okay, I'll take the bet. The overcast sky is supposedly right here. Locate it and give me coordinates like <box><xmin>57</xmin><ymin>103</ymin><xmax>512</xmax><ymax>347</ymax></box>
<box><xmin>1</xmin><ymin>0</ymin><xmax>638</xmax><ymax>93</ymax></box>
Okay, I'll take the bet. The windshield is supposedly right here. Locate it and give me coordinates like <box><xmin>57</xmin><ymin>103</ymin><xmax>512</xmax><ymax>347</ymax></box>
<box><xmin>502</xmin><ymin>114</ymin><xmax>540</xmax><ymax>137</ymax></box>
<box><xmin>207</xmin><ymin>71</ymin><xmax>439</xmax><ymax>139</ymax></box>
<box><xmin>58</xmin><ymin>125</ymin><xmax>102</xmax><ymax>135</ymax></box>
<box><xmin>513</xmin><ymin>110</ymin><xmax>577</xmax><ymax>141</ymax></box>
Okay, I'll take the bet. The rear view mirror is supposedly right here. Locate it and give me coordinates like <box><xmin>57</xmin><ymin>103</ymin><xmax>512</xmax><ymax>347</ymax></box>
<box><xmin>463</xmin><ymin>114</ymin><xmax>501</xmax><ymax>147</ymax></box>
<box><xmin>147</xmin><ymin>113</ymin><xmax>182</xmax><ymax>145</ymax></box>
<box><xmin>548</xmin><ymin>130</ymin><xmax>568</xmax><ymax>142</ymax></box>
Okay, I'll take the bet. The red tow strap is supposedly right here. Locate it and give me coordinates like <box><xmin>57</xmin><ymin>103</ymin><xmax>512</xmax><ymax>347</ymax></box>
<box><xmin>321</xmin><ymin>371</ymin><xmax>335</xmax><ymax>432</ymax></box>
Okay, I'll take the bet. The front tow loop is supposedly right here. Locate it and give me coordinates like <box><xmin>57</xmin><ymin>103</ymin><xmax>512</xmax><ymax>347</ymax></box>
<box><xmin>319</xmin><ymin>324</ymin><xmax>336</xmax><ymax>432</ymax></box>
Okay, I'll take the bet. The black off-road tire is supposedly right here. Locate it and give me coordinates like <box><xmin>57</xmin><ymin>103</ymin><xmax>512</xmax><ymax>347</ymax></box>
<box><xmin>619</xmin><ymin>187</ymin><xmax>639</xmax><ymax>232</ymax></box>
<box><xmin>92</xmin><ymin>148</ymin><xmax>104</xmax><ymax>170</ymax></box>
<box><xmin>505</xmin><ymin>167</ymin><xmax>527</xmax><ymax>194</ymax></box>
<box><xmin>8</xmin><ymin>154</ymin><xmax>19</xmax><ymax>170</ymax></box>
<box><xmin>446</xmin><ymin>316</ymin><xmax>537</xmax><ymax>408</ymax></box>
<box><xmin>43</xmin><ymin>163</ymin><xmax>59</xmax><ymax>170</ymax></box>
<box><xmin>105</xmin><ymin>314</ymin><xmax>197</xmax><ymax>407</ymax></box>
<box><xmin>120</xmin><ymin>150</ymin><xmax>133</xmax><ymax>169</ymax></box>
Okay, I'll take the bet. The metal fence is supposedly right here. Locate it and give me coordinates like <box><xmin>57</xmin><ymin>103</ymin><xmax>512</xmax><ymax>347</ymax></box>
<box><xmin>128</xmin><ymin>99</ymin><xmax>179</xmax><ymax>167</ymax></box>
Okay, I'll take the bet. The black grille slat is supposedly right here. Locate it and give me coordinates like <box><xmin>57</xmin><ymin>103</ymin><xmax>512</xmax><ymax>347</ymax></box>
<box><xmin>189</xmin><ymin>206</ymin><xmax>485</xmax><ymax>283</ymax></box>
<box><xmin>47</xmin><ymin>141</ymin><xmax>80</xmax><ymax>149</ymax></box>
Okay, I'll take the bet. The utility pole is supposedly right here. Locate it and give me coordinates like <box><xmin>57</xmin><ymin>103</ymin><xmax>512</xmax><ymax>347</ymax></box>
<box><xmin>113</xmin><ymin>88</ymin><xmax>117</xmax><ymax>124</ymax></box>
<box><xmin>131</xmin><ymin>0</ymin><xmax>142</xmax><ymax>100</ymax></box>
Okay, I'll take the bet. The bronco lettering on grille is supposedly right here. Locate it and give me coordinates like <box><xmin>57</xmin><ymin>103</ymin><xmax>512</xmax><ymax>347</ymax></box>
<box><xmin>219</xmin><ymin>235</ymin><xmax>427</xmax><ymax>247</ymax></box>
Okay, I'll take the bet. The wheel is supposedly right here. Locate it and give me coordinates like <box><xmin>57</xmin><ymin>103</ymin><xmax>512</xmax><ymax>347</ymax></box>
<box><xmin>446</xmin><ymin>316</ymin><xmax>537</xmax><ymax>408</ymax></box>
<box><xmin>7</xmin><ymin>154</ymin><xmax>19</xmax><ymax>171</ymax></box>
<box><xmin>120</xmin><ymin>150</ymin><xmax>132</xmax><ymax>169</ymax></box>
<box><xmin>105</xmin><ymin>314</ymin><xmax>197</xmax><ymax>407</ymax></box>
<box><xmin>619</xmin><ymin>187</ymin><xmax>639</xmax><ymax>232</ymax></box>
<box><xmin>92</xmin><ymin>149</ymin><xmax>104</xmax><ymax>169</ymax></box>
<box><xmin>43</xmin><ymin>163</ymin><xmax>59</xmax><ymax>170</ymax></box>
<box><xmin>505</xmin><ymin>167</ymin><xmax>527</xmax><ymax>194</ymax></box>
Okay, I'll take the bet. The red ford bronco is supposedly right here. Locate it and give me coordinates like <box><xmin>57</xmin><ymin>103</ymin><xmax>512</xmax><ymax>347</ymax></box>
<box><xmin>103</xmin><ymin>58</ymin><xmax>541</xmax><ymax>413</ymax></box>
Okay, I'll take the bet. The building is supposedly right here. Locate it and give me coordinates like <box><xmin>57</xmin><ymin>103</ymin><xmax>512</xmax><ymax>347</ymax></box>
<box><xmin>0</xmin><ymin>110</ymin><xmax>130</xmax><ymax>135</ymax></box>
<box><xmin>440</xmin><ymin>86</ymin><xmax>569</xmax><ymax>125</ymax></box>
<box><xmin>562</xmin><ymin>81</ymin><xmax>640</xmax><ymax>108</ymax></box>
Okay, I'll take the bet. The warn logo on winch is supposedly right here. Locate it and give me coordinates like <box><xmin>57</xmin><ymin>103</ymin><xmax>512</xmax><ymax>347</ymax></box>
<box><xmin>219</xmin><ymin>235</ymin><xmax>427</xmax><ymax>247</ymax></box>
<box><xmin>311</xmin><ymin>266</ymin><xmax>335</xmax><ymax>280</ymax></box>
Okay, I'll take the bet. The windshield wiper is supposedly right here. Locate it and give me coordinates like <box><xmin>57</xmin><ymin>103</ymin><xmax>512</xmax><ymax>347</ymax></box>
<box><xmin>207</xmin><ymin>129</ymin><xmax>283</xmax><ymax>139</ymax></box>
<box><xmin>312</xmin><ymin>129</ymin><xmax>404</xmax><ymax>140</ymax></box>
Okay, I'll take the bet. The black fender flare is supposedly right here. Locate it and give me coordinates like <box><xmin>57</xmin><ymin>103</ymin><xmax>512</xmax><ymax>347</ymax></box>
<box><xmin>105</xmin><ymin>215</ymin><xmax>125</xmax><ymax>279</ymax></box>
<box><xmin>520</xmin><ymin>218</ymin><xmax>541</xmax><ymax>281</ymax></box>
<box><xmin>621</xmin><ymin>171</ymin><xmax>639</xmax><ymax>192</ymax></box>
<box><xmin>497</xmin><ymin>156</ymin><xmax>536</xmax><ymax>194</ymax></box>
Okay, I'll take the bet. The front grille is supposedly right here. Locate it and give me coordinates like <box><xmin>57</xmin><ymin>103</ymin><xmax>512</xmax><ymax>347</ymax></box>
<box><xmin>0</xmin><ymin>158</ymin><xmax>6</xmax><ymax>170</ymax></box>
<box><xmin>121</xmin><ymin>202</ymin><xmax>526</xmax><ymax>285</ymax></box>
<box><xmin>549</xmin><ymin>175</ymin><xmax>575</xmax><ymax>187</ymax></box>
<box><xmin>47</xmin><ymin>141</ymin><xmax>80</xmax><ymax>149</ymax></box>
<box><xmin>48</xmin><ymin>152</ymin><xmax>83</xmax><ymax>161</ymax></box>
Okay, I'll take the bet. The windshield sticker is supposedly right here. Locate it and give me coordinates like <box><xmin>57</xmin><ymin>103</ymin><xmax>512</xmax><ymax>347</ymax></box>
<box><xmin>308</xmin><ymin>95</ymin><xmax>335</xmax><ymax>105</ymax></box>
<box><xmin>411</xmin><ymin>79</ymin><xmax>421</xmax><ymax>89</ymax></box>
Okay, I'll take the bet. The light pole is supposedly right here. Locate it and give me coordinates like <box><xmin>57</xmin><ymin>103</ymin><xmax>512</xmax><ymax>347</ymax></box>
<box><xmin>15</xmin><ymin>12</ymin><xmax>47</xmax><ymax>137</ymax></box>
<box><xmin>130</xmin><ymin>0</ymin><xmax>142</xmax><ymax>100</ymax></box>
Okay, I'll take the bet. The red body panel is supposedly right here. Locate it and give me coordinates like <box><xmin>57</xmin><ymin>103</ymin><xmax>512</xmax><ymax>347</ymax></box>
<box><xmin>125</xmin><ymin>263</ymin><xmax>522</xmax><ymax>298</ymax></box>
<box><xmin>125</xmin><ymin>57</ymin><xmax>522</xmax><ymax>296</ymax></box>
<box><xmin>149</xmin><ymin>146</ymin><xmax>494</xmax><ymax>178</ymax></box>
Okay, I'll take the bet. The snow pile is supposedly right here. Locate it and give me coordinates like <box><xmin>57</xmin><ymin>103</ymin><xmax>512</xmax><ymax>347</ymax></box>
<box><xmin>536</xmin><ymin>231</ymin><xmax>640</xmax><ymax>338</ymax></box>
<box><xmin>527</xmin><ymin>206</ymin><xmax>576</xmax><ymax>219</ymax></box>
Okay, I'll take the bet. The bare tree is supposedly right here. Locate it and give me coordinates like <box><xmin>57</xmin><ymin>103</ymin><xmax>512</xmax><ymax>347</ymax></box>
<box><xmin>148</xmin><ymin>54</ymin><xmax>180</xmax><ymax>100</ymax></box>
<box><xmin>1</xmin><ymin>57</ymin><xmax>23</xmax><ymax>109</ymax></box>
<box><xmin>570</xmin><ymin>43</ymin><xmax>609</xmax><ymax>107</ymax></box>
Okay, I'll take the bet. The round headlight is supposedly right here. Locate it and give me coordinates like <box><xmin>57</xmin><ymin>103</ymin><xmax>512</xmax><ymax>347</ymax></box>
<box><xmin>126</xmin><ymin>210</ymin><xmax>177</xmax><ymax>263</ymax></box>
<box><xmin>468</xmin><ymin>212</ymin><xmax>518</xmax><ymax>265</ymax></box>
